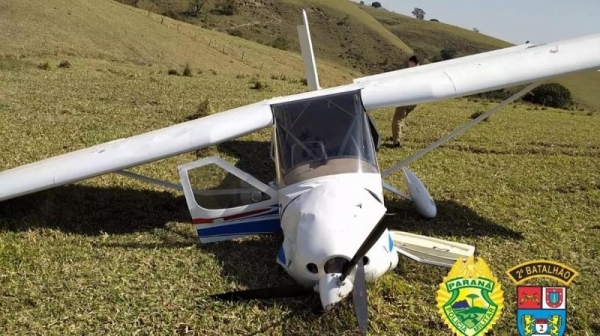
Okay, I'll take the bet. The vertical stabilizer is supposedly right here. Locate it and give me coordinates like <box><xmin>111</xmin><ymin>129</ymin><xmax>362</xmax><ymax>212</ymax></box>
<box><xmin>296</xmin><ymin>9</ymin><xmax>321</xmax><ymax>90</ymax></box>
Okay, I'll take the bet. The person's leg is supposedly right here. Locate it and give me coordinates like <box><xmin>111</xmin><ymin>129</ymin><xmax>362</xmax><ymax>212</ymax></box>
<box><xmin>399</xmin><ymin>105</ymin><xmax>416</xmax><ymax>139</ymax></box>
<box><xmin>392</xmin><ymin>107</ymin><xmax>407</xmax><ymax>146</ymax></box>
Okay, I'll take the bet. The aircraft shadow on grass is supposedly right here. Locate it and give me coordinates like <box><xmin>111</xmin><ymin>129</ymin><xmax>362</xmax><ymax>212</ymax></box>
<box><xmin>0</xmin><ymin>139</ymin><xmax>524</xmax><ymax>335</ymax></box>
<box><xmin>0</xmin><ymin>184</ymin><xmax>190</xmax><ymax>236</ymax></box>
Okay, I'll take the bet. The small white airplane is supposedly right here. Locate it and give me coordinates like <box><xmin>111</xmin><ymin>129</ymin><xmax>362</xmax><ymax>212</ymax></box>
<box><xmin>1</xmin><ymin>10</ymin><xmax>600</xmax><ymax>335</ymax></box>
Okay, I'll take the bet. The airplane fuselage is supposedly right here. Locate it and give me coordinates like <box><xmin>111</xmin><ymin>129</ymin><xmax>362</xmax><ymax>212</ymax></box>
<box><xmin>276</xmin><ymin>173</ymin><xmax>399</xmax><ymax>287</ymax></box>
<box><xmin>273</xmin><ymin>172</ymin><xmax>398</xmax><ymax>309</ymax></box>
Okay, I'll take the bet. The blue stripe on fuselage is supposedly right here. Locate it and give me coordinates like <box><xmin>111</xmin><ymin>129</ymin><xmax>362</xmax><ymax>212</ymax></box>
<box><xmin>196</xmin><ymin>217</ymin><xmax>281</xmax><ymax>237</ymax></box>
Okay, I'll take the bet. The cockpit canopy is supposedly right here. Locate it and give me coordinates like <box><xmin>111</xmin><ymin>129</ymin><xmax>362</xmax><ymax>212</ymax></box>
<box><xmin>271</xmin><ymin>90</ymin><xmax>379</xmax><ymax>186</ymax></box>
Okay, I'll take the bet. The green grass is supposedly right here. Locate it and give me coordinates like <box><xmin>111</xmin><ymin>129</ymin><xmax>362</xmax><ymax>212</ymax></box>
<box><xmin>1</xmin><ymin>0</ymin><xmax>600</xmax><ymax>335</ymax></box>
<box><xmin>0</xmin><ymin>0</ymin><xmax>351</xmax><ymax>87</ymax></box>
<box><xmin>117</xmin><ymin>0</ymin><xmax>413</xmax><ymax>75</ymax></box>
<box><xmin>2</xmin><ymin>57</ymin><xmax>600</xmax><ymax>335</ymax></box>
<box><xmin>283</xmin><ymin>0</ymin><xmax>413</xmax><ymax>53</ymax></box>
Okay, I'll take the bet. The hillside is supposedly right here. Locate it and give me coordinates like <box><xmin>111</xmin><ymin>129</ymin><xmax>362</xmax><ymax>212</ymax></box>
<box><xmin>116</xmin><ymin>0</ymin><xmax>600</xmax><ymax>109</ymax></box>
<box><xmin>358</xmin><ymin>4</ymin><xmax>512</xmax><ymax>62</ymax></box>
<box><xmin>0</xmin><ymin>0</ymin><xmax>353</xmax><ymax>87</ymax></box>
<box><xmin>357</xmin><ymin>3</ymin><xmax>600</xmax><ymax>109</ymax></box>
<box><xmin>117</xmin><ymin>0</ymin><xmax>414</xmax><ymax>74</ymax></box>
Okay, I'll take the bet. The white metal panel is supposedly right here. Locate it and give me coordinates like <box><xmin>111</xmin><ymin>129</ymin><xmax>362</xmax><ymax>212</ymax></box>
<box><xmin>361</xmin><ymin>33</ymin><xmax>600</xmax><ymax>110</ymax></box>
<box><xmin>296</xmin><ymin>9</ymin><xmax>320</xmax><ymax>91</ymax></box>
<box><xmin>278</xmin><ymin>175</ymin><xmax>390</xmax><ymax>283</ymax></box>
<box><xmin>353</xmin><ymin>42</ymin><xmax>533</xmax><ymax>85</ymax></box>
<box><xmin>0</xmin><ymin>102</ymin><xmax>274</xmax><ymax>201</ymax></box>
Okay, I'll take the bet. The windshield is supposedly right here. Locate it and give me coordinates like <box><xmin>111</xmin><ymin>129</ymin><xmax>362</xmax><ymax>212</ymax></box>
<box><xmin>271</xmin><ymin>90</ymin><xmax>378</xmax><ymax>186</ymax></box>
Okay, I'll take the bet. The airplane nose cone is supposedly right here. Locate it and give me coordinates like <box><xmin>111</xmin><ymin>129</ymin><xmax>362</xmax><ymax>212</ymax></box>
<box><xmin>281</xmin><ymin>179</ymin><xmax>389</xmax><ymax>280</ymax></box>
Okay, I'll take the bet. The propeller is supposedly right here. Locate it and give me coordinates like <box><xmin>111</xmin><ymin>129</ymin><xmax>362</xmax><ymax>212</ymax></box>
<box><xmin>209</xmin><ymin>214</ymin><xmax>391</xmax><ymax>336</ymax></box>
<box><xmin>340</xmin><ymin>214</ymin><xmax>389</xmax><ymax>282</ymax></box>
<box><xmin>353</xmin><ymin>259</ymin><xmax>368</xmax><ymax>336</ymax></box>
<box><xmin>340</xmin><ymin>214</ymin><xmax>390</xmax><ymax>336</ymax></box>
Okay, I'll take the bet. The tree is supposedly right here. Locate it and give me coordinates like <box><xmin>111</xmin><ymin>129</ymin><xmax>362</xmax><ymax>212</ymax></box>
<box><xmin>360</xmin><ymin>1</ymin><xmax>365</xmax><ymax>4</ymax></box>
<box><xmin>440</xmin><ymin>47</ymin><xmax>457</xmax><ymax>60</ymax></box>
<box><xmin>188</xmin><ymin>0</ymin><xmax>206</xmax><ymax>16</ymax></box>
<box><xmin>371</xmin><ymin>2</ymin><xmax>382</xmax><ymax>8</ymax></box>
<box><xmin>523</xmin><ymin>83</ymin><xmax>573</xmax><ymax>109</ymax></box>
<box><xmin>467</xmin><ymin>294</ymin><xmax>479</xmax><ymax>307</ymax></box>
<box><xmin>271</xmin><ymin>35</ymin><xmax>291</xmax><ymax>50</ymax></box>
<box><xmin>215</xmin><ymin>0</ymin><xmax>238</xmax><ymax>15</ymax></box>
<box><xmin>412</xmin><ymin>7</ymin><xmax>425</xmax><ymax>20</ymax></box>
<box><xmin>473</xmin><ymin>27</ymin><xmax>480</xmax><ymax>33</ymax></box>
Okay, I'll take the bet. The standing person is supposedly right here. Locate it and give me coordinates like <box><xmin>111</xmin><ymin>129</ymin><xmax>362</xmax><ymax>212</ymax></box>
<box><xmin>391</xmin><ymin>55</ymin><xmax>420</xmax><ymax>147</ymax></box>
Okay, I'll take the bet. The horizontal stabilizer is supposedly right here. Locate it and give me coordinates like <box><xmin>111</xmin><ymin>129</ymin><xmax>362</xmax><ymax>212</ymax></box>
<box><xmin>389</xmin><ymin>230</ymin><xmax>475</xmax><ymax>268</ymax></box>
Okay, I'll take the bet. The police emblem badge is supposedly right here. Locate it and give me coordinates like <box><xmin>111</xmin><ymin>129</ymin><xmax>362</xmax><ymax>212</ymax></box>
<box><xmin>436</xmin><ymin>256</ymin><xmax>504</xmax><ymax>336</ymax></box>
<box><xmin>516</xmin><ymin>286</ymin><xmax>566</xmax><ymax>335</ymax></box>
<box><xmin>506</xmin><ymin>260</ymin><xmax>578</xmax><ymax>336</ymax></box>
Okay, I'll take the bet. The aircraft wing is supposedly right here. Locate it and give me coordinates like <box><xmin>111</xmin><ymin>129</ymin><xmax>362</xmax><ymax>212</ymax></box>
<box><xmin>2</xmin><ymin>32</ymin><xmax>599</xmax><ymax>202</ymax></box>
<box><xmin>357</xmin><ymin>33</ymin><xmax>600</xmax><ymax>110</ymax></box>
<box><xmin>0</xmin><ymin>102</ymin><xmax>273</xmax><ymax>202</ymax></box>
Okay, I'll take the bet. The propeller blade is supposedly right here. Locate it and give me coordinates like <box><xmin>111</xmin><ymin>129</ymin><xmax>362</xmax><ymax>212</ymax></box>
<box><xmin>210</xmin><ymin>284</ymin><xmax>314</xmax><ymax>301</ymax></box>
<box><xmin>352</xmin><ymin>259</ymin><xmax>368</xmax><ymax>336</ymax></box>
<box><xmin>340</xmin><ymin>215</ymin><xmax>388</xmax><ymax>281</ymax></box>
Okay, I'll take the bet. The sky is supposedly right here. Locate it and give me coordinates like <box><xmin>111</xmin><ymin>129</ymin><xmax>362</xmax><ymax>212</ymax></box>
<box><xmin>354</xmin><ymin>0</ymin><xmax>600</xmax><ymax>45</ymax></box>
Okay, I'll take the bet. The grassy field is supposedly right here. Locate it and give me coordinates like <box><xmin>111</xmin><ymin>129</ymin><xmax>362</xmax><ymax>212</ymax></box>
<box><xmin>116</xmin><ymin>0</ymin><xmax>413</xmax><ymax>75</ymax></box>
<box><xmin>117</xmin><ymin>0</ymin><xmax>600</xmax><ymax>110</ymax></box>
<box><xmin>1</xmin><ymin>0</ymin><xmax>600</xmax><ymax>335</ymax></box>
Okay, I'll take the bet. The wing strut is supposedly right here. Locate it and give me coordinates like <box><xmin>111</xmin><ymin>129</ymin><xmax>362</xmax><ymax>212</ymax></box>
<box><xmin>115</xmin><ymin>170</ymin><xmax>183</xmax><ymax>191</ymax></box>
<box><xmin>115</xmin><ymin>169</ymin><xmax>258</xmax><ymax>196</ymax></box>
<box><xmin>382</xmin><ymin>82</ymin><xmax>542</xmax><ymax>178</ymax></box>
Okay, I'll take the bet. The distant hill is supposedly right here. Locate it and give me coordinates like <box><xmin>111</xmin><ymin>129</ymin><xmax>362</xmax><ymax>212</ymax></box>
<box><xmin>357</xmin><ymin>5</ymin><xmax>511</xmax><ymax>62</ymax></box>
<box><xmin>357</xmin><ymin>3</ymin><xmax>600</xmax><ymax>110</ymax></box>
<box><xmin>117</xmin><ymin>0</ymin><xmax>600</xmax><ymax>109</ymax></box>
<box><xmin>0</xmin><ymin>0</ymin><xmax>352</xmax><ymax>86</ymax></box>
<box><xmin>116</xmin><ymin>0</ymin><xmax>414</xmax><ymax>75</ymax></box>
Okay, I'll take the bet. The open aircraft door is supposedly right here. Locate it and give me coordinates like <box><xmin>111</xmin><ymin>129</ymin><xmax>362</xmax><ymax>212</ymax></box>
<box><xmin>178</xmin><ymin>156</ymin><xmax>280</xmax><ymax>243</ymax></box>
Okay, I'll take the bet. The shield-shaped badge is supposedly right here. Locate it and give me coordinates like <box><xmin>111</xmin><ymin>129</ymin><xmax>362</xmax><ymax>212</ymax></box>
<box><xmin>517</xmin><ymin>310</ymin><xmax>566</xmax><ymax>336</ymax></box>
<box><xmin>544</xmin><ymin>287</ymin><xmax>565</xmax><ymax>309</ymax></box>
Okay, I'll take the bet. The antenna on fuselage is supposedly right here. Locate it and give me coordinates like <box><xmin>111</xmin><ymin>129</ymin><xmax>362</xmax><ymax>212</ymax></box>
<box><xmin>297</xmin><ymin>9</ymin><xmax>321</xmax><ymax>90</ymax></box>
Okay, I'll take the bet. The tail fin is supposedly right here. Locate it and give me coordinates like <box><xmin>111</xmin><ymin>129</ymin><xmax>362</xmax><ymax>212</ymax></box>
<box><xmin>297</xmin><ymin>9</ymin><xmax>321</xmax><ymax>90</ymax></box>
